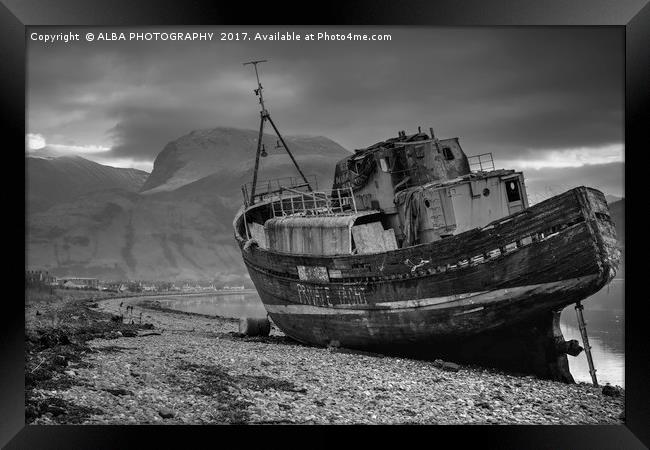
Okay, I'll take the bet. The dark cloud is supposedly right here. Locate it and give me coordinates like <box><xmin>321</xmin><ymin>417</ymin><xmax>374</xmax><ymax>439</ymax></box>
<box><xmin>28</xmin><ymin>26</ymin><xmax>623</xmax><ymax>185</ymax></box>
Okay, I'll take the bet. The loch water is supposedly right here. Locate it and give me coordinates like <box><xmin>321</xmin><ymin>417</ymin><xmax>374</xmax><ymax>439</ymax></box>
<box><xmin>560</xmin><ymin>278</ymin><xmax>624</xmax><ymax>388</ymax></box>
<box><xmin>156</xmin><ymin>292</ymin><xmax>267</xmax><ymax>319</ymax></box>
<box><xmin>158</xmin><ymin>279</ymin><xmax>625</xmax><ymax>388</ymax></box>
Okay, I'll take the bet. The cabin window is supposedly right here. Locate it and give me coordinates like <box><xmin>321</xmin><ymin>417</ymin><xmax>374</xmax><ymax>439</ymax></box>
<box><xmin>415</xmin><ymin>144</ymin><xmax>425</xmax><ymax>158</ymax></box>
<box><xmin>379</xmin><ymin>158</ymin><xmax>389</xmax><ymax>172</ymax></box>
<box><xmin>442</xmin><ymin>147</ymin><xmax>454</xmax><ymax>160</ymax></box>
<box><xmin>506</xmin><ymin>180</ymin><xmax>521</xmax><ymax>202</ymax></box>
<box><xmin>483</xmin><ymin>188</ymin><xmax>490</xmax><ymax>197</ymax></box>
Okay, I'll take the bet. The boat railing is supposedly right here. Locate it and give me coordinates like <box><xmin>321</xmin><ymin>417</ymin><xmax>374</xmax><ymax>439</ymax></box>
<box><xmin>468</xmin><ymin>153</ymin><xmax>495</xmax><ymax>172</ymax></box>
<box><xmin>241</xmin><ymin>175</ymin><xmax>318</xmax><ymax>207</ymax></box>
<box><xmin>271</xmin><ymin>186</ymin><xmax>357</xmax><ymax>217</ymax></box>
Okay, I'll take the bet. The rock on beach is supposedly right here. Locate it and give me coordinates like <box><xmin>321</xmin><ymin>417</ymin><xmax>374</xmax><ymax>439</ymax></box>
<box><xmin>27</xmin><ymin>296</ymin><xmax>625</xmax><ymax>425</ymax></box>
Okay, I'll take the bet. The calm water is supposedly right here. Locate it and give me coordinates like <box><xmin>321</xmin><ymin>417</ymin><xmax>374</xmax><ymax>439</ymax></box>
<box><xmin>157</xmin><ymin>293</ymin><xmax>267</xmax><ymax>319</ymax></box>
<box><xmin>560</xmin><ymin>279</ymin><xmax>624</xmax><ymax>388</ymax></box>
<box><xmin>159</xmin><ymin>279</ymin><xmax>625</xmax><ymax>387</ymax></box>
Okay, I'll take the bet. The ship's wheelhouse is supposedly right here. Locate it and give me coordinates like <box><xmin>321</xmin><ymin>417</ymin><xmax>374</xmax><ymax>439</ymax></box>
<box><xmin>238</xmin><ymin>129</ymin><xmax>528</xmax><ymax>255</ymax></box>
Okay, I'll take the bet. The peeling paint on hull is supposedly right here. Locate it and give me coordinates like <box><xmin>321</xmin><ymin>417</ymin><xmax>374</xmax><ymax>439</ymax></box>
<box><xmin>260</xmin><ymin>274</ymin><xmax>600</xmax><ymax>346</ymax></box>
<box><xmin>233</xmin><ymin>186</ymin><xmax>620</xmax><ymax>380</ymax></box>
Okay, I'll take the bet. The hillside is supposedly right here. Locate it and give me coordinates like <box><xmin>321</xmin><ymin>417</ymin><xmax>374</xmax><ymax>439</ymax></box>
<box><xmin>608</xmin><ymin>198</ymin><xmax>624</xmax><ymax>248</ymax></box>
<box><xmin>26</xmin><ymin>155</ymin><xmax>149</xmax><ymax>212</ymax></box>
<box><xmin>26</xmin><ymin>128</ymin><xmax>350</xmax><ymax>281</ymax></box>
<box><xmin>608</xmin><ymin>198</ymin><xmax>625</xmax><ymax>277</ymax></box>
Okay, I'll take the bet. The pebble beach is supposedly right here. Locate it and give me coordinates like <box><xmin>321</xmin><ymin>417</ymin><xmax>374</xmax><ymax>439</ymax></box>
<box><xmin>25</xmin><ymin>293</ymin><xmax>625</xmax><ymax>425</ymax></box>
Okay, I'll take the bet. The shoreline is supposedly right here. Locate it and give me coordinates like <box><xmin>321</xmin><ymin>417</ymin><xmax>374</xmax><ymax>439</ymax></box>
<box><xmin>25</xmin><ymin>292</ymin><xmax>625</xmax><ymax>425</ymax></box>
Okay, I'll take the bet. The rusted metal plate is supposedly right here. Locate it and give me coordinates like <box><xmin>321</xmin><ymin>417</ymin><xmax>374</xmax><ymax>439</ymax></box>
<box><xmin>248</xmin><ymin>222</ymin><xmax>267</xmax><ymax>249</ymax></box>
<box><xmin>264</xmin><ymin>211</ymin><xmax>378</xmax><ymax>255</ymax></box>
<box><xmin>352</xmin><ymin>222</ymin><xmax>387</xmax><ymax>254</ymax></box>
<box><xmin>297</xmin><ymin>265</ymin><xmax>330</xmax><ymax>282</ymax></box>
<box><xmin>382</xmin><ymin>229</ymin><xmax>398</xmax><ymax>250</ymax></box>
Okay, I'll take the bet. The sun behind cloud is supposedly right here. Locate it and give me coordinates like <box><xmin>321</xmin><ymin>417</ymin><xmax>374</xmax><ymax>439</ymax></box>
<box><xmin>26</xmin><ymin>132</ymin><xmax>112</xmax><ymax>155</ymax></box>
<box><xmin>26</xmin><ymin>133</ymin><xmax>46</xmax><ymax>151</ymax></box>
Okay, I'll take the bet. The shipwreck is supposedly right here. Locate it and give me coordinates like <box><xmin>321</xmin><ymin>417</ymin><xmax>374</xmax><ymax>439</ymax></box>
<box><xmin>233</xmin><ymin>61</ymin><xmax>620</xmax><ymax>382</ymax></box>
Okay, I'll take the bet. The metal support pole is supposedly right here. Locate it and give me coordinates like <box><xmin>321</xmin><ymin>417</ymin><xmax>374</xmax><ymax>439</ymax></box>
<box><xmin>337</xmin><ymin>189</ymin><xmax>343</xmax><ymax>213</ymax></box>
<box><xmin>249</xmin><ymin>114</ymin><xmax>266</xmax><ymax>205</ymax></box>
<box><xmin>266</xmin><ymin>114</ymin><xmax>312</xmax><ymax>191</ymax></box>
<box><xmin>349</xmin><ymin>187</ymin><xmax>358</xmax><ymax>212</ymax></box>
<box><xmin>575</xmin><ymin>301</ymin><xmax>598</xmax><ymax>386</ymax></box>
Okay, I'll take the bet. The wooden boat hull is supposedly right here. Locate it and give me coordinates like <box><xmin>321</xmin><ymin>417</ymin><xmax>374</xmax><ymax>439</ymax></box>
<box><xmin>233</xmin><ymin>186</ymin><xmax>620</xmax><ymax>380</ymax></box>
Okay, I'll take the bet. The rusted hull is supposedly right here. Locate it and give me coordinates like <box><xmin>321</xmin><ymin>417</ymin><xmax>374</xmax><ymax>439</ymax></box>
<box><xmin>251</xmin><ymin>273</ymin><xmax>603</xmax><ymax>347</ymax></box>
<box><xmin>233</xmin><ymin>187</ymin><xmax>620</xmax><ymax>377</ymax></box>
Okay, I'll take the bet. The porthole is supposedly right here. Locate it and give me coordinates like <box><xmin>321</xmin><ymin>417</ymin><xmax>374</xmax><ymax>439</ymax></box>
<box><xmin>483</xmin><ymin>188</ymin><xmax>490</xmax><ymax>197</ymax></box>
<box><xmin>424</xmin><ymin>199</ymin><xmax>431</xmax><ymax>208</ymax></box>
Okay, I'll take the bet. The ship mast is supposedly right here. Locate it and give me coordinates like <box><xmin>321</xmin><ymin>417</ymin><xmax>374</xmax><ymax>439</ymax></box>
<box><xmin>243</xmin><ymin>60</ymin><xmax>312</xmax><ymax>205</ymax></box>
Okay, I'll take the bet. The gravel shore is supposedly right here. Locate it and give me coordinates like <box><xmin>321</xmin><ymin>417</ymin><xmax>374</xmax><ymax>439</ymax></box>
<box><xmin>27</xmin><ymin>294</ymin><xmax>625</xmax><ymax>425</ymax></box>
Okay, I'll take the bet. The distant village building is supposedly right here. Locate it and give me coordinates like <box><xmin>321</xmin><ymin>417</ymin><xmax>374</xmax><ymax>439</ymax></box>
<box><xmin>25</xmin><ymin>270</ymin><xmax>57</xmax><ymax>286</ymax></box>
<box><xmin>102</xmin><ymin>282</ymin><xmax>127</xmax><ymax>292</ymax></box>
<box><xmin>223</xmin><ymin>285</ymin><xmax>245</xmax><ymax>290</ymax></box>
<box><xmin>142</xmin><ymin>284</ymin><xmax>157</xmax><ymax>292</ymax></box>
<box><xmin>125</xmin><ymin>281</ymin><xmax>143</xmax><ymax>293</ymax></box>
<box><xmin>181</xmin><ymin>283</ymin><xmax>200</xmax><ymax>292</ymax></box>
<box><xmin>58</xmin><ymin>277</ymin><xmax>99</xmax><ymax>289</ymax></box>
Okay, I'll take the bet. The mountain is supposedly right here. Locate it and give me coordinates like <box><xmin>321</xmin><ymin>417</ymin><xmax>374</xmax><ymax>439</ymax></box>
<box><xmin>26</xmin><ymin>155</ymin><xmax>149</xmax><ymax>212</ymax></box>
<box><xmin>141</xmin><ymin>127</ymin><xmax>349</xmax><ymax>194</ymax></box>
<box><xmin>608</xmin><ymin>198</ymin><xmax>624</xmax><ymax>242</ymax></box>
<box><xmin>608</xmin><ymin>198</ymin><xmax>625</xmax><ymax>277</ymax></box>
<box><xmin>26</xmin><ymin>128</ymin><xmax>351</xmax><ymax>281</ymax></box>
<box><xmin>27</xmin><ymin>187</ymin><xmax>241</xmax><ymax>281</ymax></box>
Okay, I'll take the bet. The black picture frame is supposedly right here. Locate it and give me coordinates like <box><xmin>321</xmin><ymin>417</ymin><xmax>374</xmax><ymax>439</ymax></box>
<box><xmin>4</xmin><ymin>0</ymin><xmax>648</xmax><ymax>447</ymax></box>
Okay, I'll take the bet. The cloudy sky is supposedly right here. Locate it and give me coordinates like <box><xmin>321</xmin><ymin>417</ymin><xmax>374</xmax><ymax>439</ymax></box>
<box><xmin>27</xmin><ymin>26</ymin><xmax>624</xmax><ymax>199</ymax></box>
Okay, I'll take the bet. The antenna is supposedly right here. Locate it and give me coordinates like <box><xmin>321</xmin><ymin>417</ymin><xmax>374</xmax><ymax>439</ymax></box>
<box><xmin>243</xmin><ymin>60</ymin><xmax>268</xmax><ymax>115</ymax></box>
<box><xmin>243</xmin><ymin>60</ymin><xmax>312</xmax><ymax>204</ymax></box>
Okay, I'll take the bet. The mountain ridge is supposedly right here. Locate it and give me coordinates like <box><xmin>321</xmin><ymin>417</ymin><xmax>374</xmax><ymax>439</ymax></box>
<box><xmin>140</xmin><ymin>126</ymin><xmax>350</xmax><ymax>194</ymax></box>
<box><xmin>27</xmin><ymin>127</ymin><xmax>350</xmax><ymax>281</ymax></box>
<box><xmin>26</xmin><ymin>155</ymin><xmax>149</xmax><ymax>213</ymax></box>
